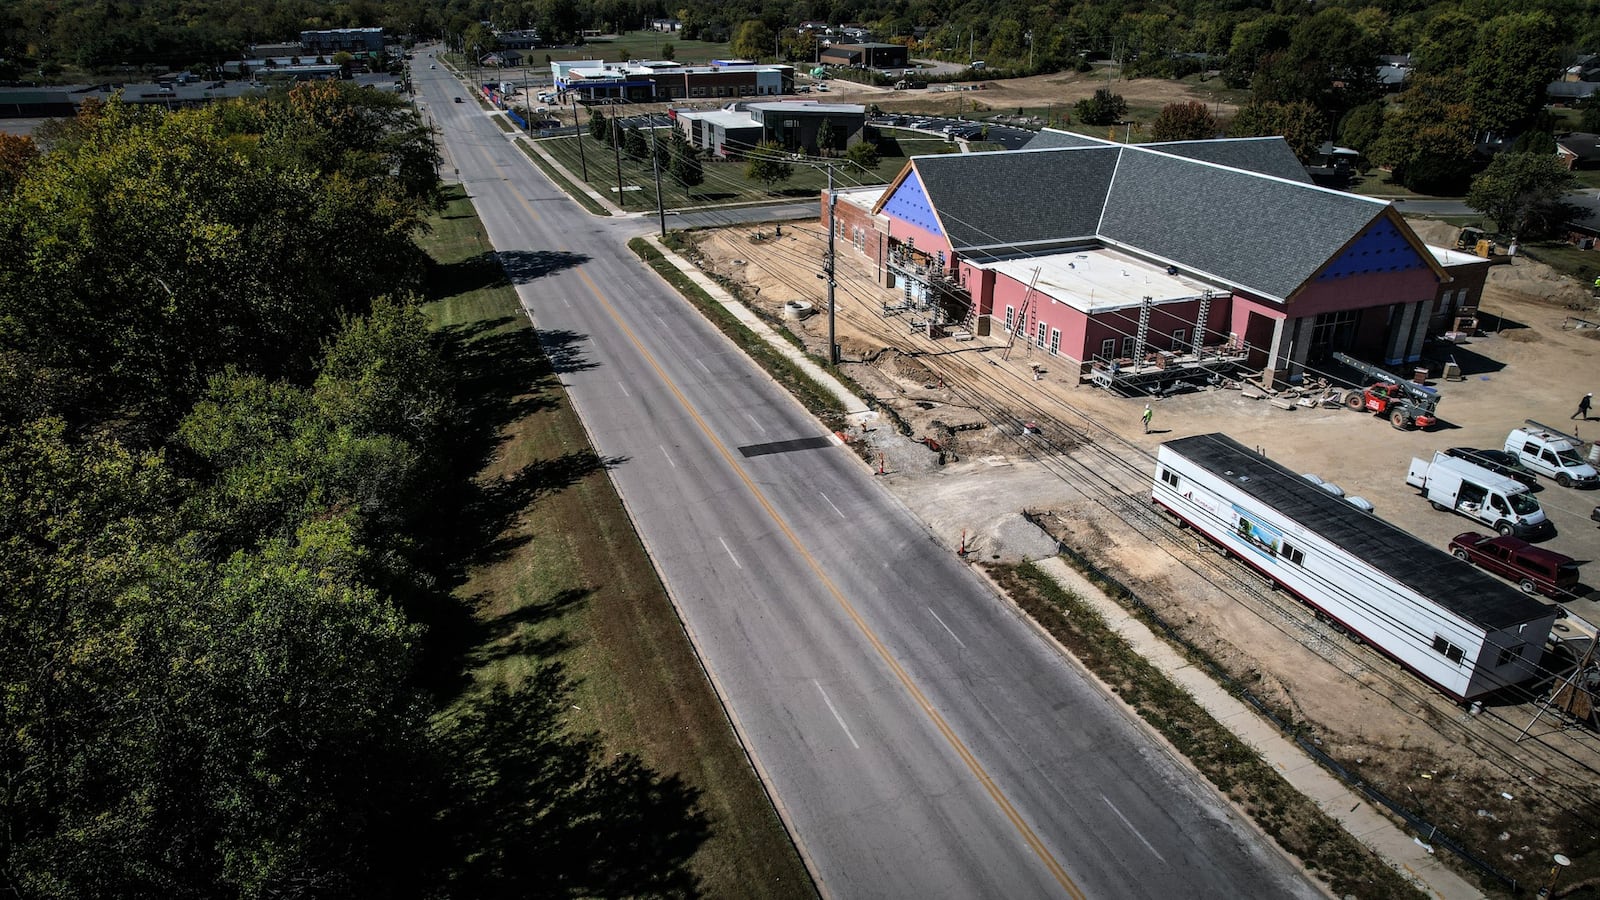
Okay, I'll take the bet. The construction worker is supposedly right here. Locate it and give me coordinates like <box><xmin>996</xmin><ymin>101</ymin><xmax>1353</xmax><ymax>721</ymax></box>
<box><xmin>1142</xmin><ymin>404</ymin><xmax>1154</xmax><ymax>433</ymax></box>
<box><xmin>1575</xmin><ymin>392</ymin><xmax>1594</xmax><ymax>421</ymax></box>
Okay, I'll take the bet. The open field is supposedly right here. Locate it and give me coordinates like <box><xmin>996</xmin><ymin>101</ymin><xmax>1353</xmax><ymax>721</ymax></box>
<box><xmin>418</xmin><ymin>186</ymin><xmax>812</xmax><ymax>899</ymax></box>
<box><xmin>680</xmin><ymin>213</ymin><xmax>1600</xmax><ymax>895</ymax></box>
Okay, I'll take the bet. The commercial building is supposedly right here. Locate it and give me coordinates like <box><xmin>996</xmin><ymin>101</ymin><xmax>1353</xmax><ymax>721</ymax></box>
<box><xmin>553</xmin><ymin>59</ymin><xmax>794</xmax><ymax>103</ymax></box>
<box><xmin>675</xmin><ymin>101</ymin><xmax>865</xmax><ymax>157</ymax></box>
<box><xmin>819</xmin><ymin>42</ymin><xmax>909</xmax><ymax>70</ymax></box>
<box><xmin>826</xmin><ymin>130</ymin><xmax>1472</xmax><ymax>388</ymax></box>
<box><xmin>300</xmin><ymin>28</ymin><xmax>385</xmax><ymax>55</ymax></box>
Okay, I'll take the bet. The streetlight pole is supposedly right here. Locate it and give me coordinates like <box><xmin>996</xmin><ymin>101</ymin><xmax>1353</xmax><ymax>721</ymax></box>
<box><xmin>826</xmin><ymin>165</ymin><xmax>838</xmax><ymax>366</ymax></box>
<box><xmin>572</xmin><ymin>94</ymin><xmax>589</xmax><ymax>181</ymax></box>
<box><xmin>610</xmin><ymin>109</ymin><xmax>625</xmax><ymax>204</ymax></box>
<box><xmin>650</xmin><ymin>126</ymin><xmax>666</xmax><ymax>238</ymax></box>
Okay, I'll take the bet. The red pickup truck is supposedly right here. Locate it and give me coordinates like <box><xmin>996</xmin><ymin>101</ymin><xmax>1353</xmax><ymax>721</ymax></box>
<box><xmin>1448</xmin><ymin>532</ymin><xmax>1580</xmax><ymax>598</ymax></box>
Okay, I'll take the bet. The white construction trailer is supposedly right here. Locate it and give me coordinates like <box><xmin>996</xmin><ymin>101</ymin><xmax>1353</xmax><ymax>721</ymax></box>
<box><xmin>1152</xmin><ymin>433</ymin><xmax>1557</xmax><ymax>701</ymax></box>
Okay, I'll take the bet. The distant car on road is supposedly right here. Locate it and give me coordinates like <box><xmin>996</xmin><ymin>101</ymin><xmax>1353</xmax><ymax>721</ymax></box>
<box><xmin>454</xmin><ymin>96</ymin><xmax>463</xmax><ymax>103</ymax></box>
<box><xmin>430</xmin><ymin>63</ymin><xmax>437</xmax><ymax>69</ymax></box>
<box><xmin>1444</xmin><ymin>447</ymin><xmax>1538</xmax><ymax>488</ymax></box>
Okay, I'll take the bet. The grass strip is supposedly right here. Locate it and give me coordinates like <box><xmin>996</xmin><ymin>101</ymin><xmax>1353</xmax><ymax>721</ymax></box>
<box><xmin>490</xmin><ymin>113</ymin><xmax>514</xmax><ymax>134</ymax></box>
<box><xmin>421</xmin><ymin>185</ymin><xmax>812</xmax><ymax>899</ymax></box>
<box><xmin>518</xmin><ymin>141</ymin><xmax>611</xmax><ymax>216</ymax></box>
<box><xmin>987</xmin><ymin>561</ymin><xmax>1426</xmax><ymax>900</ymax></box>
<box><xmin>628</xmin><ymin>236</ymin><xmax>849</xmax><ymax>431</ymax></box>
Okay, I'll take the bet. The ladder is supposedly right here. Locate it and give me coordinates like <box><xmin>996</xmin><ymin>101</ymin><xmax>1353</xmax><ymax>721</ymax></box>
<box><xmin>1001</xmin><ymin>267</ymin><xmax>1042</xmax><ymax>360</ymax></box>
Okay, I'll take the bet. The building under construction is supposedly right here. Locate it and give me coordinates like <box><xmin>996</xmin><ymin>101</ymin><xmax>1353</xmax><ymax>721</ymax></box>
<box><xmin>825</xmin><ymin>131</ymin><xmax>1492</xmax><ymax>390</ymax></box>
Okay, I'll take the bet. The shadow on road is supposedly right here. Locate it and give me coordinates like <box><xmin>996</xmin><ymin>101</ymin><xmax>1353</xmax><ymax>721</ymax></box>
<box><xmin>499</xmin><ymin>249</ymin><xmax>589</xmax><ymax>284</ymax></box>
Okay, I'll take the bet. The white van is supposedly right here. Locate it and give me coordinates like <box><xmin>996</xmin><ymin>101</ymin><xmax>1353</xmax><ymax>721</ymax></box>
<box><xmin>1504</xmin><ymin>426</ymin><xmax>1598</xmax><ymax>488</ymax></box>
<box><xmin>1407</xmin><ymin>452</ymin><xmax>1549</xmax><ymax>537</ymax></box>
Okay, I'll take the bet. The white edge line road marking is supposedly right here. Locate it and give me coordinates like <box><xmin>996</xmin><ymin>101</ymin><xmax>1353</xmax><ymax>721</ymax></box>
<box><xmin>719</xmin><ymin>536</ymin><xmax>743</xmax><ymax>569</ymax></box>
<box><xmin>927</xmin><ymin>607</ymin><xmax>967</xmax><ymax>649</ymax></box>
<box><xmin>659</xmin><ymin>445</ymin><xmax>677</xmax><ymax>468</ymax></box>
<box><xmin>818</xmin><ymin>491</ymin><xmax>846</xmax><ymax>519</ymax></box>
<box><xmin>696</xmin><ymin>358</ymin><xmax>712</xmax><ymax>374</ymax></box>
<box><xmin>1102</xmin><ymin>794</ymin><xmax>1168</xmax><ymax>864</ymax></box>
<box><xmin>618</xmin><ymin>381</ymin><xmax>630</xmax><ymax>398</ymax></box>
<box><xmin>746</xmin><ymin>412</ymin><xmax>767</xmax><ymax>434</ymax></box>
<box><xmin>814</xmin><ymin>680</ymin><xmax>861</xmax><ymax>749</ymax></box>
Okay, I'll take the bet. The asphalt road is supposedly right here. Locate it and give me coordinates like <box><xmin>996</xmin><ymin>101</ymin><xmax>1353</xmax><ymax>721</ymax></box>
<box><xmin>414</xmin><ymin>55</ymin><xmax>1319</xmax><ymax>900</ymax></box>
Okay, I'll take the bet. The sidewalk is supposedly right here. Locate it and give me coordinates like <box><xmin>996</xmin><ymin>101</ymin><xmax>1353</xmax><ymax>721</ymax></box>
<box><xmin>641</xmin><ymin>235</ymin><xmax>871</xmax><ymax>422</ymax></box>
<box><xmin>1032</xmin><ymin>556</ymin><xmax>1485</xmax><ymax>900</ymax></box>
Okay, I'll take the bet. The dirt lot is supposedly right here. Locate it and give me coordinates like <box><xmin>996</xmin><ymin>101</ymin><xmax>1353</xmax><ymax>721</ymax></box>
<box><xmin>812</xmin><ymin>68</ymin><xmax>1246</xmax><ymax>122</ymax></box>
<box><xmin>681</xmin><ymin>218</ymin><xmax>1600</xmax><ymax>894</ymax></box>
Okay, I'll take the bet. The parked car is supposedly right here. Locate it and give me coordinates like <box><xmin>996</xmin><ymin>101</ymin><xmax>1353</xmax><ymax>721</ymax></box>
<box><xmin>1444</xmin><ymin>447</ymin><xmax>1538</xmax><ymax>487</ymax></box>
<box><xmin>1449</xmin><ymin>531</ymin><xmax>1580</xmax><ymax>598</ymax></box>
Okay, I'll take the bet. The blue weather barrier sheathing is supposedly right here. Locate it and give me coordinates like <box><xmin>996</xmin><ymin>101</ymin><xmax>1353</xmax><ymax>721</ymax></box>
<box><xmin>1019</xmin><ymin>511</ymin><xmax>1520</xmax><ymax>893</ymax></box>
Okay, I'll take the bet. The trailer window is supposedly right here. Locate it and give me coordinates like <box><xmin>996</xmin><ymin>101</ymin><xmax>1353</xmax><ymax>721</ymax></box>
<box><xmin>1431</xmin><ymin>636</ymin><xmax>1464</xmax><ymax>664</ymax></box>
<box><xmin>1495</xmin><ymin>644</ymin><xmax>1523</xmax><ymax>667</ymax></box>
<box><xmin>1160</xmin><ymin>467</ymin><xmax>1179</xmax><ymax>488</ymax></box>
<box><xmin>1280</xmin><ymin>543</ymin><xmax>1305</xmax><ymax>566</ymax></box>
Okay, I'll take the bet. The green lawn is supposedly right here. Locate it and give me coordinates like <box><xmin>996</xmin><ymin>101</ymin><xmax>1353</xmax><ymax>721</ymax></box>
<box><xmin>418</xmin><ymin>185</ymin><xmax>814</xmax><ymax>899</ymax></box>
<box><xmin>553</xmin><ymin>31</ymin><xmax>735</xmax><ymax>64</ymax></box>
<box><xmin>533</xmin><ymin>131</ymin><xmax>913</xmax><ymax>211</ymax></box>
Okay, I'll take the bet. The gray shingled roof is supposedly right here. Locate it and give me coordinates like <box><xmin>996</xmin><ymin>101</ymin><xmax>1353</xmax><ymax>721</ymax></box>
<box><xmin>903</xmin><ymin>140</ymin><xmax>1392</xmax><ymax>301</ymax></box>
<box><xmin>1021</xmin><ymin>129</ymin><xmax>1110</xmax><ymax>150</ymax></box>
<box><xmin>1142</xmin><ymin>137</ymin><xmax>1312</xmax><ymax>184</ymax></box>
<box><xmin>911</xmin><ymin>146</ymin><xmax>1120</xmax><ymax>253</ymax></box>
<box><xmin>1099</xmin><ymin>150</ymin><xmax>1386</xmax><ymax>300</ymax></box>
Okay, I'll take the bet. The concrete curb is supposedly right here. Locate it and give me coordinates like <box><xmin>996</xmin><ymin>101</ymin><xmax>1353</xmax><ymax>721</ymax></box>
<box><xmin>1031</xmin><ymin>556</ymin><xmax>1485</xmax><ymax>900</ymax></box>
<box><xmin>641</xmin><ymin>234</ymin><xmax>872</xmax><ymax>421</ymax></box>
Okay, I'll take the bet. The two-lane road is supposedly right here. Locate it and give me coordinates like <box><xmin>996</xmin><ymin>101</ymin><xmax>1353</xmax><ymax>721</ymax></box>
<box><xmin>414</xmin><ymin>60</ymin><xmax>1319</xmax><ymax>899</ymax></box>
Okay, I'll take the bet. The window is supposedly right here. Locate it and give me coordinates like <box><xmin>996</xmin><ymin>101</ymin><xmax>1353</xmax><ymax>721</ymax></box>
<box><xmin>1280</xmin><ymin>543</ymin><xmax>1305</xmax><ymax>566</ymax></box>
<box><xmin>1122</xmin><ymin>336</ymin><xmax>1136</xmax><ymax>358</ymax></box>
<box><xmin>1100</xmin><ymin>338</ymin><xmax>1116</xmax><ymax>360</ymax></box>
<box><xmin>1522</xmin><ymin>441</ymin><xmax>1539</xmax><ymax>456</ymax></box>
<box><xmin>1036</xmin><ymin>322</ymin><xmax>1048</xmax><ymax>348</ymax></box>
<box><xmin>1050</xmin><ymin>329</ymin><xmax>1061</xmax><ymax>355</ymax></box>
<box><xmin>1004</xmin><ymin>306</ymin><xmax>1015</xmax><ymax>333</ymax></box>
<box><xmin>1431</xmin><ymin>636</ymin><xmax>1465</xmax><ymax>664</ymax></box>
<box><xmin>1160</xmin><ymin>467</ymin><xmax>1179</xmax><ymax>488</ymax></box>
<box><xmin>1171</xmin><ymin>328</ymin><xmax>1187</xmax><ymax>352</ymax></box>
<box><xmin>1496</xmin><ymin>644</ymin><xmax>1523</xmax><ymax>667</ymax></box>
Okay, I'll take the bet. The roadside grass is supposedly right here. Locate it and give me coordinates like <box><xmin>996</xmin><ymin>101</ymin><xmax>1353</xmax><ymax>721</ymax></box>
<box><xmin>629</xmin><ymin>236</ymin><xmax>850</xmax><ymax>431</ymax></box>
<box><xmin>987</xmin><ymin>561</ymin><xmax>1426</xmax><ymax>900</ymax></box>
<box><xmin>419</xmin><ymin>184</ymin><xmax>813</xmax><ymax>899</ymax></box>
<box><xmin>548</xmin><ymin>32</ymin><xmax>734</xmax><ymax>64</ymax></box>
<box><xmin>490</xmin><ymin>113</ymin><xmax>514</xmax><ymax>133</ymax></box>
<box><xmin>1344</xmin><ymin>172</ymin><xmax>1456</xmax><ymax>199</ymax></box>
<box><xmin>1520</xmin><ymin>240</ymin><xmax>1600</xmax><ymax>283</ymax></box>
<box><xmin>535</xmin><ymin>133</ymin><xmax>905</xmax><ymax>211</ymax></box>
<box><xmin>516</xmin><ymin>141</ymin><xmax>612</xmax><ymax>216</ymax></box>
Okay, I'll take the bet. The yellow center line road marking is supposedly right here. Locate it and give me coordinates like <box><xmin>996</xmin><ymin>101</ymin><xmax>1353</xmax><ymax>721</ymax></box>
<box><xmin>573</xmin><ymin>267</ymin><xmax>1087</xmax><ymax>900</ymax></box>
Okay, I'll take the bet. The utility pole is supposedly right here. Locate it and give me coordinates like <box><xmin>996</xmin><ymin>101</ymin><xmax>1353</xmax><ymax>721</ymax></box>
<box><xmin>826</xmin><ymin>165</ymin><xmax>838</xmax><ymax>365</ymax></box>
<box><xmin>610</xmin><ymin>109</ymin><xmax>625</xmax><ymax>204</ymax></box>
<box><xmin>650</xmin><ymin>126</ymin><xmax>666</xmax><ymax>237</ymax></box>
<box><xmin>572</xmin><ymin>94</ymin><xmax>589</xmax><ymax>181</ymax></box>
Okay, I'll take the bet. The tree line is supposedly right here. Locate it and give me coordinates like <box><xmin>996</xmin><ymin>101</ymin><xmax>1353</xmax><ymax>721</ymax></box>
<box><xmin>0</xmin><ymin>84</ymin><xmax>707</xmax><ymax>898</ymax></box>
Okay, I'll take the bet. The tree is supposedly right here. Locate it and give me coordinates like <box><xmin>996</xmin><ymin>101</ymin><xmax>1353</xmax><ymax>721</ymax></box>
<box><xmin>731</xmin><ymin>20</ymin><xmax>773</xmax><ymax>61</ymax></box>
<box><xmin>1581</xmin><ymin>95</ymin><xmax>1600</xmax><ymax>134</ymax></box>
<box><xmin>1227</xmin><ymin>101</ymin><xmax>1325</xmax><ymax>163</ymax></box>
<box><xmin>588</xmin><ymin>108</ymin><xmax>609</xmax><ymax>143</ymax></box>
<box><xmin>660</xmin><ymin>41</ymin><xmax>676</xmax><ymax>61</ymax></box>
<box><xmin>1368</xmin><ymin>74</ymin><xmax>1481</xmax><ymax>193</ymax></box>
<box><xmin>668</xmin><ymin>129</ymin><xmax>703</xmax><ymax>188</ymax></box>
<box><xmin>743</xmin><ymin>141</ymin><xmax>793</xmax><ymax>189</ymax></box>
<box><xmin>1409</xmin><ymin>11</ymin><xmax>1478</xmax><ymax>77</ymax></box>
<box><xmin>0</xmin><ymin>133</ymin><xmax>38</xmax><ymax>195</ymax></box>
<box><xmin>845</xmin><ymin>139</ymin><xmax>880</xmax><ymax>169</ymax></box>
<box><xmin>1151</xmin><ymin>102</ymin><xmax>1218</xmax><ymax>142</ymax></box>
<box><xmin>1466</xmin><ymin>12</ymin><xmax>1563</xmax><ymax>135</ymax></box>
<box><xmin>1222</xmin><ymin>15</ymin><xmax>1293</xmax><ymax>89</ymax></box>
<box><xmin>1467</xmin><ymin>152</ymin><xmax>1579</xmax><ymax>238</ymax></box>
<box><xmin>1250</xmin><ymin>10</ymin><xmax>1380</xmax><ymax>122</ymax></box>
<box><xmin>623</xmin><ymin>125</ymin><xmax>648</xmax><ymax>159</ymax></box>
<box><xmin>817</xmin><ymin>117</ymin><xmax>841</xmax><ymax>156</ymax></box>
<box><xmin>1074</xmin><ymin>88</ymin><xmax>1127</xmax><ymax>127</ymax></box>
<box><xmin>1337</xmin><ymin>103</ymin><xmax>1385</xmax><ymax>160</ymax></box>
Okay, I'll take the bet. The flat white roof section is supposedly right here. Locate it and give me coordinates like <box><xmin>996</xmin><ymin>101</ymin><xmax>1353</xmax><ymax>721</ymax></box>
<box><xmin>1426</xmin><ymin>244</ymin><xmax>1489</xmax><ymax>267</ymax></box>
<box><xmin>974</xmin><ymin>248</ymin><xmax>1221</xmax><ymax>314</ymax></box>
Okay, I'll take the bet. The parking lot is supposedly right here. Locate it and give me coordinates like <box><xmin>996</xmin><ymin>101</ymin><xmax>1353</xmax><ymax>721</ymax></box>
<box><xmin>870</xmin><ymin>114</ymin><xmax>1037</xmax><ymax>149</ymax></box>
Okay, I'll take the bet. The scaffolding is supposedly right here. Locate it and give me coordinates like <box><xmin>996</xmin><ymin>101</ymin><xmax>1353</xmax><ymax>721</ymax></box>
<box><xmin>883</xmin><ymin>239</ymin><xmax>974</xmax><ymax>338</ymax></box>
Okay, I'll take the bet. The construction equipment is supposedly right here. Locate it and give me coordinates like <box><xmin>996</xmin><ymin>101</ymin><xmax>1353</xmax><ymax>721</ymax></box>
<box><xmin>1332</xmin><ymin>351</ymin><xmax>1440</xmax><ymax>429</ymax></box>
<box><xmin>1455</xmin><ymin>226</ymin><xmax>1498</xmax><ymax>259</ymax></box>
